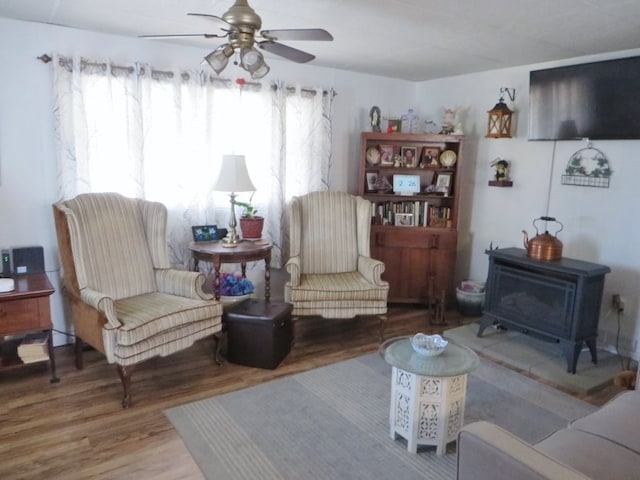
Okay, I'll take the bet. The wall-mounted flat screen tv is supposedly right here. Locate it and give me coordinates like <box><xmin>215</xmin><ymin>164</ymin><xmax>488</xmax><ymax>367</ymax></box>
<box><xmin>529</xmin><ymin>55</ymin><xmax>640</xmax><ymax>140</ymax></box>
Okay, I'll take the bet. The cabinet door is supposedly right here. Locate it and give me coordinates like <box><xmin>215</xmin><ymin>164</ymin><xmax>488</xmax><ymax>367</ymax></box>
<box><xmin>371</xmin><ymin>227</ymin><xmax>457</xmax><ymax>304</ymax></box>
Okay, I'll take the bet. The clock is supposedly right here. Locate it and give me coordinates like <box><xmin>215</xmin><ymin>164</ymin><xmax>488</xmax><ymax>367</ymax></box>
<box><xmin>393</xmin><ymin>174</ymin><xmax>420</xmax><ymax>195</ymax></box>
<box><xmin>439</xmin><ymin>150</ymin><xmax>457</xmax><ymax>168</ymax></box>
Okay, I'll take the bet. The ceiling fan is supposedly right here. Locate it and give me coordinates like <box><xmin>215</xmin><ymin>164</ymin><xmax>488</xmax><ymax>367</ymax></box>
<box><xmin>140</xmin><ymin>0</ymin><xmax>333</xmax><ymax>79</ymax></box>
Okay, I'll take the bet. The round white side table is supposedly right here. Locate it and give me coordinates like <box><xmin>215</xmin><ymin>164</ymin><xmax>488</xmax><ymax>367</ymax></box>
<box><xmin>379</xmin><ymin>336</ymin><xmax>479</xmax><ymax>455</ymax></box>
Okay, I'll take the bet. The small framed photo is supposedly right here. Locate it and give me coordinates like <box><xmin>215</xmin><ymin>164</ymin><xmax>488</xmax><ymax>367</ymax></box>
<box><xmin>395</xmin><ymin>213</ymin><xmax>414</xmax><ymax>226</ymax></box>
<box><xmin>192</xmin><ymin>225</ymin><xmax>218</xmax><ymax>242</ymax></box>
<box><xmin>421</xmin><ymin>146</ymin><xmax>441</xmax><ymax>167</ymax></box>
<box><xmin>380</xmin><ymin>145</ymin><xmax>394</xmax><ymax>165</ymax></box>
<box><xmin>401</xmin><ymin>146</ymin><xmax>418</xmax><ymax>167</ymax></box>
<box><xmin>435</xmin><ymin>172</ymin><xmax>453</xmax><ymax>195</ymax></box>
<box><xmin>388</xmin><ymin>119</ymin><xmax>402</xmax><ymax>132</ymax></box>
<box><xmin>365</xmin><ymin>172</ymin><xmax>379</xmax><ymax>192</ymax></box>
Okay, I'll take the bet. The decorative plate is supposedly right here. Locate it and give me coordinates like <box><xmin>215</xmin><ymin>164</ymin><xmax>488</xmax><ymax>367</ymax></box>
<box><xmin>366</xmin><ymin>147</ymin><xmax>381</xmax><ymax>166</ymax></box>
<box><xmin>439</xmin><ymin>150</ymin><xmax>457</xmax><ymax>168</ymax></box>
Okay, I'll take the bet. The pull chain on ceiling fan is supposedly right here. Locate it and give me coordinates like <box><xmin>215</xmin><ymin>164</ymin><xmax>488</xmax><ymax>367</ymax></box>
<box><xmin>139</xmin><ymin>0</ymin><xmax>333</xmax><ymax>79</ymax></box>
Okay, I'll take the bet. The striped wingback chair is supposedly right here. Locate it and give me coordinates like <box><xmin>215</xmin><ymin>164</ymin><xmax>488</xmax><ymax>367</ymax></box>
<box><xmin>53</xmin><ymin>192</ymin><xmax>223</xmax><ymax>407</ymax></box>
<box><xmin>284</xmin><ymin>191</ymin><xmax>388</xmax><ymax>333</ymax></box>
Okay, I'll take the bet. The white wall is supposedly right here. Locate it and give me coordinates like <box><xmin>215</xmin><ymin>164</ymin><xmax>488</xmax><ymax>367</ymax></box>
<box><xmin>0</xmin><ymin>17</ymin><xmax>416</xmax><ymax>345</ymax></box>
<box><xmin>416</xmin><ymin>51</ymin><xmax>640</xmax><ymax>360</ymax></box>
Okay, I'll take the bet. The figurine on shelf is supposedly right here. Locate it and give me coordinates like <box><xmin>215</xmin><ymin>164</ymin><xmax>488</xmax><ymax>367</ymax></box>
<box><xmin>440</xmin><ymin>107</ymin><xmax>465</xmax><ymax>135</ymax></box>
<box><xmin>490</xmin><ymin>158</ymin><xmax>510</xmax><ymax>181</ymax></box>
<box><xmin>369</xmin><ymin>105</ymin><xmax>381</xmax><ymax>132</ymax></box>
<box><xmin>440</xmin><ymin>107</ymin><xmax>458</xmax><ymax>135</ymax></box>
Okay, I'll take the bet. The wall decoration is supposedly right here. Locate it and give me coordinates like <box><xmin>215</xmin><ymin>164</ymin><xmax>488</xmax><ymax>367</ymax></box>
<box><xmin>561</xmin><ymin>143</ymin><xmax>612</xmax><ymax>188</ymax></box>
<box><xmin>488</xmin><ymin>157</ymin><xmax>513</xmax><ymax>187</ymax></box>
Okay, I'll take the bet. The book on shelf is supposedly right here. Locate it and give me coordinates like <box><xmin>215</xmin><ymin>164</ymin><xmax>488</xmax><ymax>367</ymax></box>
<box><xmin>372</xmin><ymin>200</ymin><xmax>449</xmax><ymax>228</ymax></box>
<box><xmin>17</xmin><ymin>332</ymin><xmax>49</xmax><ymax>363</ymax></box>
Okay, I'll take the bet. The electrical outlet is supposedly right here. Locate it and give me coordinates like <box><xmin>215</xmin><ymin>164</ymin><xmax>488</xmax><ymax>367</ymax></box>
<box><xmin>612</xmin><ymin>294</ymin><xmax>625</xmax><ymax>313</ymax></box>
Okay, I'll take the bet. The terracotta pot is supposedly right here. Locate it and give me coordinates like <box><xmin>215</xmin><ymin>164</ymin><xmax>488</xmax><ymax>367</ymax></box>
<box><xmin>239</xmin><ymin>216</ymin><xmax>264</xmax><ymax>240</ymax></box>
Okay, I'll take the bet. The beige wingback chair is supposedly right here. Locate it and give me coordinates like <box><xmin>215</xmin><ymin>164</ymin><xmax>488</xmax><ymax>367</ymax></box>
<box><xmin>53</xmin><ymin>192</ymin><xmax>223</xmax><ymax>407</ymax></box>
<box><xmin>284</xmin><ymin>191</ymin><xmax>388</xmax><ymax>333</ymax></box>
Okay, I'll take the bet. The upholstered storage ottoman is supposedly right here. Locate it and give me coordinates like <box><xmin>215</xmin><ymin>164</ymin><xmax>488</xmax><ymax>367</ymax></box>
<box><xmin>224</xmin><ymin>299</ymin><xmax>293</xmax><ymax>369</ymax></box>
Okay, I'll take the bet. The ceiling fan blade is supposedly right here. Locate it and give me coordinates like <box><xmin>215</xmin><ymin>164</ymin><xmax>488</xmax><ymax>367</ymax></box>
<box><xmin>139</xmin><ymin>33</ymin><xmax>227</xmax><ymax>39</ymax></box>
<box><xmin>187</xmin><ymin>13</ymin><xmax>237</xmax><ymax>31</ymax></box>
<box><xmin>258</xmin><ymin>41</ymin><xmax>315</xmax><ymax>63</ymax></box>
<box><xmin>261</xmin><ymin>29</ymin><xmax>333</xmax><ymax>42</ymax></box>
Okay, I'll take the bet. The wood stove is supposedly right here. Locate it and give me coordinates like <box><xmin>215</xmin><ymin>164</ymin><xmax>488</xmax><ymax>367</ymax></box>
<box><xmin>478</xmin><ymin>248</ymin><xmax>610</xmax><ymax>373</ymax></box>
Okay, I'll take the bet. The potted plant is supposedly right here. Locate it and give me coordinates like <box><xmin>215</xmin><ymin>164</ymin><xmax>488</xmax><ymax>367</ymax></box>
<box><xmin>232</xmin><ymin>196</ymin><xmax>264</xmax><ymax>240</ymax></box>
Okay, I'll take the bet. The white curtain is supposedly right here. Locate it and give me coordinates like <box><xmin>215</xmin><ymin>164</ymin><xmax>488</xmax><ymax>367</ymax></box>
<box><xmin>52</xmin><ymin>55</ymin><xmax>335</xmax><ymax>270</ymax></box>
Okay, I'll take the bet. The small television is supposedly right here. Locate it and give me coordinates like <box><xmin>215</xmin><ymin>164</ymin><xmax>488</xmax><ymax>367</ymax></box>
<box><xmin>529</xmin><ymin>55</ymin><xmax>640</xmax><ymax>140</ymax></box>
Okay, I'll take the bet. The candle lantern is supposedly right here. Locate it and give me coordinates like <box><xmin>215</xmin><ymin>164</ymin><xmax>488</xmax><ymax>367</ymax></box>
<box><xmin>486</xmin><ymin>88</ymin><xmax>515</xmax><ymax>138</ymax></box>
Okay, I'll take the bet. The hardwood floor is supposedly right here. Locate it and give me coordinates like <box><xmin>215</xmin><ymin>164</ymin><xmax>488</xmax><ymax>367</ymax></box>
<box><xmin>0</xmin><ymin>305</ymin><xmax>625</xmax><ymax>480</ymax></box>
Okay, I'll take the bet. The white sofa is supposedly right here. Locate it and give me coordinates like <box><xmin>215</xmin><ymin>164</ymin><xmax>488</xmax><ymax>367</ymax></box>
<box><xmin>457</xmin><ymin>369</ymin><xmax>640</xmax><ymax>480</ymax></box>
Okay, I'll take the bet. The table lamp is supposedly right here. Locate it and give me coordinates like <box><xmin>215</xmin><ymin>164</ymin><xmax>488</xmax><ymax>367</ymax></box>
<box><xmin>213</xmin><ymin>154</ymin><xmax>256</xmax><ymax>244</ymax></box>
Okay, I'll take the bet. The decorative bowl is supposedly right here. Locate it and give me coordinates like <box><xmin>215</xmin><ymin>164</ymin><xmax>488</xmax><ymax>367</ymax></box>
<box><xmin>220</xmin><ymin>294</ymin><xmax>253</xmax><ymax>311</ymax></box>
<box><xmin>411</xmin><ymin>333</ymin><xmax>448</xmax><ymax>357</ymax></box>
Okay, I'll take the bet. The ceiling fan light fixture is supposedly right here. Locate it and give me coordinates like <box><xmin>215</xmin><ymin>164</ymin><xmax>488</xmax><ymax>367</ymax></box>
<box><xmin>157</xmin><ymin>0</ymin><xmax>333</xmax><ymax>79</ymax></box>
<box><xmin>205</xmin><ymin>44</ymin><xmax>235</xmax><ymax>74</ymax></box>
<box><xmin>250</xmin><ymin>63</ymin><xmax>270</xmax><ymax>79</ymax></box>
<box><xmin>240</xmin><ymin>47</ymin><xmax>265</xmax><ymax>73</ymax></box>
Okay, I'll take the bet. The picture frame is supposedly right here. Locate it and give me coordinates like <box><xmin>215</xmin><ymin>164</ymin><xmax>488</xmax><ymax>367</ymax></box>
<box><xmin>421</xmin><ymin>146</ymin><xmax>441</xmax><ymax>167</ymax></box>
<box><xmin>366</xmin><ymin>172</ymin><xmax>379</xmax><ymax>192</ymax></box>
<box><xmin>380</xmin><ymin>145</ymin><xmax>394</xmax><ymax>165</ymax></box>
<box><xmin>394</xmin><ymin>212</ymin><xmax>414</xmax><ymax>227</ymax></box>
<box><xmin>401</xmin><ymin>146</ymin><xmax>418</xmax><ymax>167</ymax></box>
<box><xmin>435</xmin><ymin>172</ymin><xmax>453</xmax><ymax>195</ymax></box>
<box><xmin>191</xmin><ymin>225</ymin><xmax>218</xmax><ymax>242</ymax></box>
<box><xmin>387</xmin><ymin>119</ymin><xmax>402</xmax><ymax>132</ymax></box>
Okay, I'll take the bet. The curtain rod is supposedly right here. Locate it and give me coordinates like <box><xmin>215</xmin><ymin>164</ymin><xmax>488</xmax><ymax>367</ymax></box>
<box><xmin>37</xmin><ymin>54</ymin><xmax>336</xmax><ymax>96</ymax></box>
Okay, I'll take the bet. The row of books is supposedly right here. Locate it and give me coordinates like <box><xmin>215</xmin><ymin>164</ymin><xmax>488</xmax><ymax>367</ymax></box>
<box><xmin>17</xmin><ymin>332</ymin><xmax>49</xmax><ymax>364</ymax></box>
<box><xmin>372</xmin><ymin>200</ymin><xmax>452</xmax><ymax>227</ymax></box>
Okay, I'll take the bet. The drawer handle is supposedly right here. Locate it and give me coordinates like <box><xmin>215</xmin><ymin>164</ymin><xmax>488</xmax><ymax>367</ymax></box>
<box><xmin>0</xmin><ymin>308</ymin><xmax>5</xmax><ymax>318</ymax></box>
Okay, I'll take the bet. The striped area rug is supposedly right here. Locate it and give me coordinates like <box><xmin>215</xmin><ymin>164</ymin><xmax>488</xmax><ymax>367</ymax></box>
<box><xmin>165</xmin><ymin>353</ymin><xmax>596</xmax><ymax>480</ymax></box>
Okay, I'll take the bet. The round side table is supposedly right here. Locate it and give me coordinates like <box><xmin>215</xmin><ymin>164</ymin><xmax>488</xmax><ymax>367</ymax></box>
<box><xmin>189</xmin><ymin>240</ymin><xmax>272</xmax><ymax>301</ymax></box>
<box><xmin>379</xmin><ymin>336</ymin><xmax>479</xmax><ymax>454</ymax></box>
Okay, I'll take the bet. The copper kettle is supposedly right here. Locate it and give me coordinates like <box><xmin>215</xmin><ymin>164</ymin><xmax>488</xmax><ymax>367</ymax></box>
<box><xmin>522</xmin><ymin>216</ymin><xmax>564</xmax><ymax>261</ymax></box>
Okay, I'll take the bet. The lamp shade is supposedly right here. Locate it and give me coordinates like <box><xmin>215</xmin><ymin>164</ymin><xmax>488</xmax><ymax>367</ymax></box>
<box><xmin>251</xmin><ymin>63</ymin><xmax>270</xmax><ymax>79</ymax></box>
<box><xmin>205</xmin><ymin>45</ymin><xmax>234</xmax><ymax>74</ymax></box>
<box><xmin>213</xmin><ymin>155</ymin><xmax>256</xmax><ymax>192</ymax></box>
<box><xmin>240</xmin><ymin>47</ymin><xmax>265</xmax><ymax>73</ymax></box>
